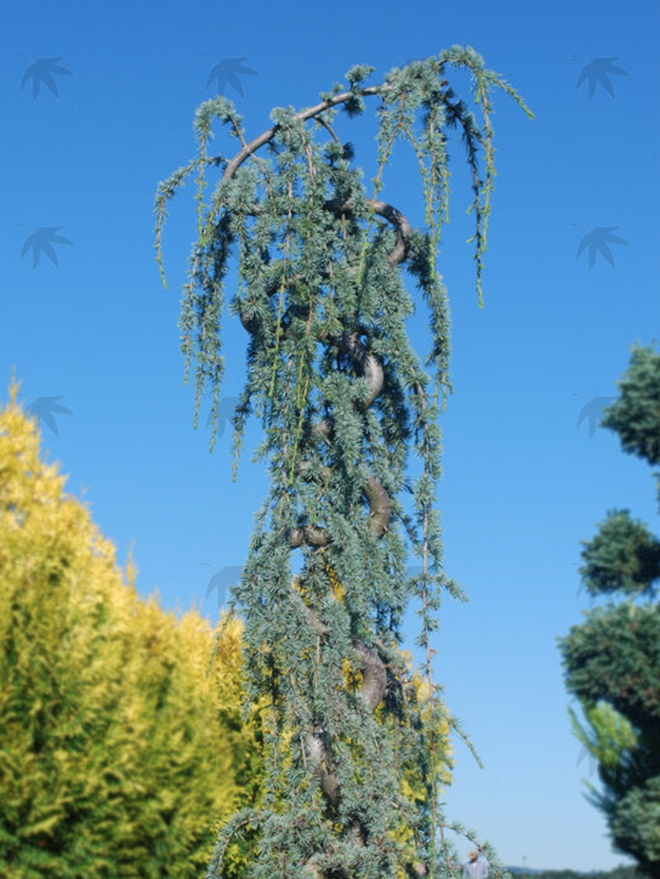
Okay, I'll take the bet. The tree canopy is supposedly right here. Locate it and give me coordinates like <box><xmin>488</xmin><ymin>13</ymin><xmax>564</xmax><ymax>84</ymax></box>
<box><xmin>559</xmin><ymin>344</ymin><xmax>660</xmax><ymax>879</ymax></box>
<box><xmin>157</xmin><ymin>49</ymin><xmax>532</xmax><ymax>879</ymax></box>
<box><xmin>0</xmin><ymin>383</ymin><xmax>259</xmax><ymax>879</ymax></box>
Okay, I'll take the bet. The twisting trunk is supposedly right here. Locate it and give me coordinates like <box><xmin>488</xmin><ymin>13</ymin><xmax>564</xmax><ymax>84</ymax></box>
<box><xmin>156</xmin><ymin>51</ymin><xmax>532</xmax><ymax>879</ymax></box>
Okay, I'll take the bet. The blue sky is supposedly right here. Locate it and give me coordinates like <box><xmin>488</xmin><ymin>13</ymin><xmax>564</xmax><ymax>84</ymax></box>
<box><xmin>2</xmin><ymin>0</ymin><xmax>658</xmax><ymax>872</ymax></box>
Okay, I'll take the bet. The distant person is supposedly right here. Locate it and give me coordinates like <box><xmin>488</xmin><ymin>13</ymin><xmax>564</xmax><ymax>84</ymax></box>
<box><xmin>463</xmin><ymin>849</ymin><xmax>489</xmax><ymax>879</ymax></box>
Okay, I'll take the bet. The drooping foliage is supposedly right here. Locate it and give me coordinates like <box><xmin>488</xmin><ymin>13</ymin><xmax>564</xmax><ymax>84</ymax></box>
<box><xmin>156</xmin><ymin>49</ymin><xmax>532</xmax><ymax>879</ymax></box>
<box><xmin>559</xmin><ymin>344</ymin><xmax>660</xmax><ymax>878</ymax></box>
<box><xmin>0</xmin><ymin>384</ymin><xmax>259</xmax><ymax>879</ymax></box>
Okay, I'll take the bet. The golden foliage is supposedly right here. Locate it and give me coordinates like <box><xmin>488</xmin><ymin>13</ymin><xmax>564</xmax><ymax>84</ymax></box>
<box><xmin>0</xmin><ymin>380</ymin><xmax>256</xmax><ymax>879</ymax></box>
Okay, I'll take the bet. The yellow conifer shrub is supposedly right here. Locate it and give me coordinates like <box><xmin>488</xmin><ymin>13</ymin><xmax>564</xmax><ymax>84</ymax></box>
<box><xmin>0</xmin><ymin>382</ymin><xmax>257</xmax><ymax>879</ymax></box>
<box><xmin>0</xmin><ymin>382</ymin><xmax>450</xmax><ymax>877</ymax></box>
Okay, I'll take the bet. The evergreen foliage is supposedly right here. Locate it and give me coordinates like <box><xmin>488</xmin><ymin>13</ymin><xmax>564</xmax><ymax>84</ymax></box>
<box><xmin>0</xmin><ymin>384</ymin><xmax>259</xmax><ymax>879</ymax></box>
<box><xmin>559</xmin><ymin>344</ymin><xmax>660</xmax><ymax>879</ymax></box>
<box><xmin>156</xmin><ymin>50</ymin><xmax>532</xmax><ymax>879</ymax></box>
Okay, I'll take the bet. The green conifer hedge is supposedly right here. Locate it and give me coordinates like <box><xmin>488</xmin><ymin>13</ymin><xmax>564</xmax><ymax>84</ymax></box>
<box><xmin>0</xmin><ymin>382</ymin><xmax>258</xmax><ymax>879</ymax></box>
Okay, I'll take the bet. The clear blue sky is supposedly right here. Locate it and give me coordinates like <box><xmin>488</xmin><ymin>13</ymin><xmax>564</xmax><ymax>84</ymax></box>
<box><xmin>2</xmin><ymin>0</ymin><xmax>658</xmax><ymax>871</ymax></box>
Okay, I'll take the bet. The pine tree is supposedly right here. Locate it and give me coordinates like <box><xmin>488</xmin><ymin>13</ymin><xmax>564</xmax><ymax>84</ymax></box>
<box><xmin>559</xmin><ymin>344</ymin><xmax>660</xmax><ymax>879</ymax></box>
<box><xmin>156</xmin><ymin>50</ymin><xmax>532</xmax><ymax>879</ymax></box>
